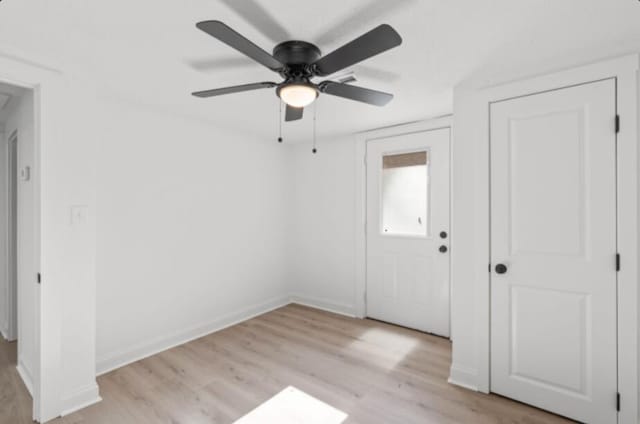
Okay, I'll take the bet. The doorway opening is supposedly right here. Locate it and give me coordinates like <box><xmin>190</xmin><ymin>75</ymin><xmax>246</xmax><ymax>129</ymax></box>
<box><xmin>0</xmin><ymin>82</ymin><xmax>37</xmax><ymax>417</ymax></box>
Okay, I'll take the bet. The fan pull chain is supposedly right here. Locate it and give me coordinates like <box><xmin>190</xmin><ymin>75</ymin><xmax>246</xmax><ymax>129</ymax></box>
<box><xmin>312</xmin><ymin>101</ymin><xmax>318</xmax><ymax>154</ymax></box>
<box><xmin>277</xmin><ymin>100</ymin><xmax>283</xmax><ymax>143</ymax></box>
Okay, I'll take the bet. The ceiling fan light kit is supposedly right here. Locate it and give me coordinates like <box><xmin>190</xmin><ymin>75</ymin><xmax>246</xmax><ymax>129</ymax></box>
<box><xmin>191</xmin><ymin>20</ymin><xmax>402</xmax><ymax>122</ymax></box>
<box><xmin>277</xmin><ymin>82</ymin><xmax>318</xmax><ymax>108</ymax></box>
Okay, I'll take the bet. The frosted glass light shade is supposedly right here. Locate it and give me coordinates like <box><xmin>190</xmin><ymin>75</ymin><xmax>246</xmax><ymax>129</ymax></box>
<box><xmin>279</xmin><ymin>84</ymin><xmax>318</xmax><ymax>108</ymax></box>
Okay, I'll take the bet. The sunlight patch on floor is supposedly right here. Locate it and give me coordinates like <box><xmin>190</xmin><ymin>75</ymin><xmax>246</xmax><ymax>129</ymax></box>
<box><xmin>347</xmin><ymin>327</ymin><xmax>420</xmax><ymax>369</ymax></box>
<box><xmin>233</xmin><ymin>386</ymin><xmax>348</xmax><ymax>424</ymax></box>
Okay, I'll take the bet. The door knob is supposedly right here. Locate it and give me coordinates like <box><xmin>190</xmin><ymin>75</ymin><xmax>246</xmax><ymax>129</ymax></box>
<box><xmin>439</xmin><ymin>245</ymin><xmax>448</xmax><ymax>253</ymax></box>
<box><xmin>495</xmin><ymin>264</ymin><xmax>508</xmax><ymax>274</ymax></box>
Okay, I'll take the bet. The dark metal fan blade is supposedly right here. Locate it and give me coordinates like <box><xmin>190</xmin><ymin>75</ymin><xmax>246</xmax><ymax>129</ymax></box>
<box><xmin>285</xmin><ymin>105</ymin><xmax>304</xmax><ymax>121</ymax></box>
<box><xmin>313</xmin><ymin>24</ymin><xmax>402</xmax><ymax>76</ymax></box>
<box><xmin>320</xmin><ymin>81</ymin><xmax>393</xmax><ymax>106</ymax></box>
<box><xmin>192</xmin><ymin>82</ymin><xmax>277</xmax><ymax>98</ymax></box>
<box><xmin>196</xmin><ymin>21</ymin><xmax>284</xmax><ymax>71</ymax></box>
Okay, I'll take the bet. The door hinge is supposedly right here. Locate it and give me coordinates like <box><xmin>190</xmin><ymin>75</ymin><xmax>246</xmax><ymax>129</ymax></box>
<box><xmin>616</xmin><ymin>253</ymin><xmax>621</xmax><ymax>272</ymax></box>
<box><xmin>617</xmin><ymin>392</ymin><xmax>621</xmax><ymax>411</ymax></box>
<box><xmin>488</xmin><ymin>263</ymin><xmax>491</xmax><ymax>273</ymax></box>
<box><xmin>615</xmin><ymin>115</ymin><xmax>620</xmax><ymax>134</ymax></box>
<box><xmin>37</xmin><ymin>273</ymin><xmax>41</xmax><ymax>284</ymax></box>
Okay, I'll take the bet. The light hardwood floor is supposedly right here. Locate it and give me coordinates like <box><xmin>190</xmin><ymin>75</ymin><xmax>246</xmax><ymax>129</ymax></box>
<box><xmin>1</xmin><ymin>304</ymin><xmax>574</xmax><ymax>423</ymax></box>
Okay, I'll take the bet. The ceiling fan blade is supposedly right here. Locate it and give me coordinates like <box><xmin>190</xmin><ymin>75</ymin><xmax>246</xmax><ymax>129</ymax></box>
<box><xmin>285</xmin><ymin>105</ymin><xmax>304</xmax><ymax>122</ymax></box>
<box><xmin>196</xmin><ymin>21</ymin><xmax>284</xmax><ymax>72</ymax></box>
<box><xmin>313</xmin><ymin>24</ymin><xmax>402</xmax><ymax>76</ymax></box>
<box><xmin>219</xmin><ymin>0</ymin><xmax>290</xmax><ymax>44</ymax></box>
<box><xmin>320</xmin><ymin>81</ymin><xmax>393</xmax><ymax>106</ymax></box>
<box><xmin>192</xmin><ymin>82</ymin><xmax>277</xmax><ymax>98</ymax></box>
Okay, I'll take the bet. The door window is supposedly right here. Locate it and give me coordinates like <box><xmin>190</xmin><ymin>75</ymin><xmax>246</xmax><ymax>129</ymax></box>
<box><xmin>381</xmin><ymin>151</ymin><xmax>428</xmax><ymax>236</ymax></box>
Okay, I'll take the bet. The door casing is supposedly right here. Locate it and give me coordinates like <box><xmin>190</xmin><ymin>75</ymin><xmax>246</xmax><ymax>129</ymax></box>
<box><xmin>449</xmin><ymin>55</ymin><xmax>639</xmax><ymax>424</ymax></box>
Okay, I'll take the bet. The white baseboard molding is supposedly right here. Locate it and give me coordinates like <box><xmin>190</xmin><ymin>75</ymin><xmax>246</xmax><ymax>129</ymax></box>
<box><xmin>96</xmin><ymin>296</ymin><xmax>290</xmax><ymax>376</ymax></box>
<box><xmin>448</xmin><ymin>363</ymin><xmax>479</xmax><ymax>392</ymax></box>
<box><xmin>289</xmin><ymin>294</ymin><xmax>357</xmax><ymax>318</ymax></box>
<box><xmin>16</xmin><ymin>361</ymin><xmax>34</xmax><ymax>396</ymax></box>
<box><xmin>60</xmin><ymin>383</ymin><xmax>102</xmax><ymax>416</ymax></box>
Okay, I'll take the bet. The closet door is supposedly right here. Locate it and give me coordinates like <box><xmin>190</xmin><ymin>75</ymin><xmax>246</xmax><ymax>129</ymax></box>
<box><xmin>490</xmin><ymin>79</ymin><xmax>617</xmax><ymax>423</ymax></box>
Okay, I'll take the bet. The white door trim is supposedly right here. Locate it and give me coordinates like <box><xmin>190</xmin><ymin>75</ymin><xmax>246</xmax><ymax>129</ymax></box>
<box><xmin>354</xmin><ymin>116</ymin><xmax>453</xmax><ymax>321</ymax></box>
<box><xmin>454</xmin><ymin>54</ymin><xmax>638</xmax><ymax>423</ymax></box>
<box><xmin>0</xmin><ymin>50</ymin><xmax>62</xmax><ymax>423</ymax></box>
<box><xmin>6</xmin><ymin>131</ymin><xmax>18</xmax><ymax>342</ymax></box>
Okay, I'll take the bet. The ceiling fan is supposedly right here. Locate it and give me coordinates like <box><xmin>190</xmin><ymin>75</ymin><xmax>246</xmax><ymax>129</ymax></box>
<box><xmin>191</xmin><ymin>20</ymin><xmax>402</xmax><ymax>122</ymax></box>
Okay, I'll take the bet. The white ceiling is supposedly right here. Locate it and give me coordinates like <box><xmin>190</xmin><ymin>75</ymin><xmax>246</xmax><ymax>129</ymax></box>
<box><xmin>1</xmin><ymin>0</ymin><xmax>640</xmax><ymax>142</ymax></box>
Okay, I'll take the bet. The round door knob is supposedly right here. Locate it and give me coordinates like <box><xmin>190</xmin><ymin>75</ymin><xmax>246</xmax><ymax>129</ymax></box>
<box><xmin>440</xmin><ymin>231</ymin><xmax>448</xmax><ymax>239</ymax></box>
<box><xmin>495</xmin><ymin>264</ymin><xmax>508</xmax><ymax>274</ymax></box>
<box><xmin>439</xmin><ymin>245</ymin><xmax>448</xmax><ymax>253</ymax></box>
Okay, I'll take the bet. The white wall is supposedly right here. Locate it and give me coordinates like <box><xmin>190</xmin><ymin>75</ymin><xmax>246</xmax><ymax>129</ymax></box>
<box><xmin>95</xmin><ymin>98</ymin><xmax>291</xmax><ymax>374</ymax></box>
<box><xmin>287</xmin><ymin>137</ymin><xmax>358</xmax><ymax>316</ymax></box>
<box><xmin>36</xmin><ymin>75</ymin><xmax>100</xmax><ymax>417</ymax></box>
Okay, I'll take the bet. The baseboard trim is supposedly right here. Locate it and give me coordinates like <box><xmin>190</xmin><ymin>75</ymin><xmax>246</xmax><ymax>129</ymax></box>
<box><xmin>289</xmin><ymin>294</ymin><xmax>357</xmax><ymax>318</ymax></box>
<box><xmin>16</xmin><ymin>361</ymin><xmax>34</xmax><ymax>396</ymax></box>
<box><xmin>96</xmin><ymin>296</ymin><xmax>290</xmax><ymax>376</ymax></box>
<box><xmin>60</xmin><ymin>383</ymin><xmax>102</xmax><ymax>416</ymax></box>
<box><xmin>448</xmin><ymin>363</ymin><xmax>479</xmax><ymax>391</ymax></box>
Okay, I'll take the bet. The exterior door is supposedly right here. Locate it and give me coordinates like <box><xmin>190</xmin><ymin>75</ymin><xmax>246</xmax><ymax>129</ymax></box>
<box><xmin>490</xmin><ymin>79</ymin><xmax>618</xmax><ymax>423</ymax></box>
<box><xmin>366</xmin><ymin>128</ymin><xmax>450</xmax><ymax>336</ymax></box>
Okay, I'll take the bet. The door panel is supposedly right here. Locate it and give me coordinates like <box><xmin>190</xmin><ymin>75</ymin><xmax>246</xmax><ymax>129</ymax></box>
<box><xmin>490</xmin><ymin>79</ymin><xmax>617</xmax><ymax>423</ymax></box>
<box><xmin>366</xmin><ymin>128</ymin><xmax>450</xmax><ymax>336</ymax></box>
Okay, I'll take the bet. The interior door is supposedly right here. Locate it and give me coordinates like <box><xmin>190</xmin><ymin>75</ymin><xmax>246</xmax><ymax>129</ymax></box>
<box><xmin>366</xmin><ymin>128</ymin><xmax>450</xmax><ymax>336</ymax></box>
<box><xmin>490</xmin><ymin>79</ymin><xmax>617</xmax><ymax>423</ymax></box>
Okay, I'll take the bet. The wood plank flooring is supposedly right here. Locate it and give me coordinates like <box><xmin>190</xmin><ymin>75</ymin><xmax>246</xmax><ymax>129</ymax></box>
<box><xmin>1</xmin><ymin>304</ymin><xmax>574</xmax><ymax>423</ymax></box>
<box><xmin>0</xmin><ymin>334</ymin><xmax>32</xmax><ymax>423</ymax></box>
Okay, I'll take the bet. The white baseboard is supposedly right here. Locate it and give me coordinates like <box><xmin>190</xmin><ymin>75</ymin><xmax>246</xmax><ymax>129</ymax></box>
<box><xmin>96</xmin><ymin>296</ymin><xmax>290</xmax><ymax>376</ymax></box>
<box><xmin>60</xmin><ymin>383</ymin><xmax>102</xmax><ymax>416</ymax></box>
<box><xmin>289</xmin><ymin>294</ymin><xmax>357</xmax><ymax>318</ymax></box>
<box><xmin>16</xmin><ymin>361</ymin><xmax>34</xmax><ymax>396</ymax></box>
<box><xmin>448</xmin><ymin>363</ymin><xmax>479</xmax><ymax>391</ymax></box>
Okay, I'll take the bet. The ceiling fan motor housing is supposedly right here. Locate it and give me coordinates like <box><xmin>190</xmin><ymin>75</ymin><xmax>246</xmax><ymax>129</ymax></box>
<box><xmin>273</xmin><ymin>41</ymin><xmax>322</xmax><ymax>80</ymax></box>
<box><xmin>273</xmin><ymin>41</ymin><xmax>321</xmax><ymax>66</ymax></box>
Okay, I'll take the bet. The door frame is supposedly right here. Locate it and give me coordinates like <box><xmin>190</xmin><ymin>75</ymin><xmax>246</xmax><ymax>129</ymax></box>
<box><xmin>462</xmin><ymin>55</ymin><xmax>638</xmax><ymax>423</ymax></box>
<box><xmin>0</xmin><ymin>52</ymin><xmax>62</xmax><ymax>422</ymax></box>
<box><xmin>6</xmin><ymin>130</ymin><xmax>18</xmax><ymax>342</ymax></box>
<box><xmin>354</xmin><ymin>116</ymin><xmax>453</xmax><ymax>323</ymax></box>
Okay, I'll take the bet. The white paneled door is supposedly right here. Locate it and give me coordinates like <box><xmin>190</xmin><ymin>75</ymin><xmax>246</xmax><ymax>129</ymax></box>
<box><xmin>366</xmin><ymin>128</ymin><xmax>450</xmax><ymax>336</ymax></box>
<box><xmin>490</xmin><ymin>79</ymin><xmax>617</xmax><ymax>423</ymax></box>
